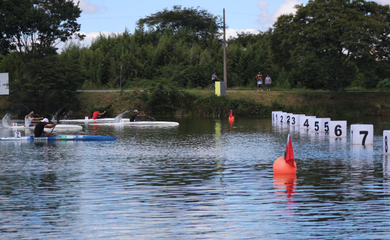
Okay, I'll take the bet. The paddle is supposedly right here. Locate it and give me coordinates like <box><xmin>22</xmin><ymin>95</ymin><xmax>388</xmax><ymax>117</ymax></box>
<box><xmin>50</xmin><ymin>107</ymin><xmax>68</xmax><ymax>134</ymax></box>
<box><xmin>21</xmin><ymin>104</ymin><xmax>40</xmax><ymax>117</ymax></box>
<box><xmin>103</xmin><ymin>104</ymin><xmax>112</xmax><ymax>112</ymax></box>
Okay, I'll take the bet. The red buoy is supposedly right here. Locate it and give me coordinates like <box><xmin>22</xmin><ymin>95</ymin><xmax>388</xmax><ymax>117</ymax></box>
<box><xmin>229</xmin><ymin>110</ymin><xmax>234</xmax><ymax>122</ymax></box>
<box><xmin>273</xmin><ymin>134</ymin><xmax>297</xmax><ymax>174</ymax></box>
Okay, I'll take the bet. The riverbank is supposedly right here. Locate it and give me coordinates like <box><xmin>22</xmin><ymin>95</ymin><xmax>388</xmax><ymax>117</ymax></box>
<box><xmin>74</xmin><ymin>90</ymin><xmax>390</xmax><ymax>118</ymax></box>
<box><xmin>1</xmin><ymin>90</ymin><xmax>390</xmax><ymax>118</ymax></box>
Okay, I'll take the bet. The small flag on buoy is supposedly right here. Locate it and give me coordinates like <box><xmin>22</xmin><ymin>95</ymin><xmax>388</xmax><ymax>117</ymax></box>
<box><xmin>285</xmin><ymin>134</ymin><xmax>295</xmax><ymax>167</ymax></box>
<box><xmin>229</xmin><ymin>110</ymin><xmax>234</xmax><ymax>122</ymax></box>
<box><xmin>273</xmin><ymin>134</ymin><xmax>297</xmax><ymax>174</ymax></box>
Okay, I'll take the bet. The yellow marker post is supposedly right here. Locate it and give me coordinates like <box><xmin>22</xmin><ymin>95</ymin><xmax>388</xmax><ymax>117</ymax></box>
<box><xmin>215</xmin><ymin>81</ymin><xmax>225</xmax><ymax>96</ymax></box>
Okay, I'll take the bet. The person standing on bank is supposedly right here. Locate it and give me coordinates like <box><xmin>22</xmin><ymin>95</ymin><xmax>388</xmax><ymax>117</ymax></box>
<box><xmin>129</xmin><ymin>110</ymin><xmax>145</xmax><ymax>122</ymax></box>
<box><xmin>256</xmin><ymin>72</ymin><xmax>263</xmax><ymax>91</ymax></box>
<box><xmin>92</xmin><ymin>110</ymin><xmax>106</xmax><ymax>120</ymax></box>
<box><xmin>265</xmin><ymin>74</ymin><xmax>272</xmax><ymax>91</ymax></box>
<box><xmin>34</xmin><ymin>118</ymin><xmax>57</xmax><ymax>137</ymax></box>
<box><xmin>24</xmin><ymin>111</ymin><xmax>42</xmax><ymax>127</ymax></box>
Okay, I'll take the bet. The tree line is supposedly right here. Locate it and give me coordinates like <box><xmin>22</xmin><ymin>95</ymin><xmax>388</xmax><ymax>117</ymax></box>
<box><xmin>1</xmin><ymin>1</ymin><xmax>390</xmax><ymax>114</ymax></box>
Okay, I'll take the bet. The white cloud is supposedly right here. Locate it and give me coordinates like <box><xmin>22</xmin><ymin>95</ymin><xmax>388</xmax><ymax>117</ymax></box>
<box><xmin>224</xmin><ymin>28</ymin><xmax>260</xmax><ymax>39</ymax></box>
<box><xmin>256</xmin><ymin>0</ymin><xmax>304</xmax><ymax>29</ymax></box>
<box><xmin>374</xmin><ymin>0</ymin><xmax>390</xmax><ymax>5</ymax></box>
<box><xmin>73</xmin><ymin>0</ymin><xmax>103</xmax><ymax>14</ymax></box>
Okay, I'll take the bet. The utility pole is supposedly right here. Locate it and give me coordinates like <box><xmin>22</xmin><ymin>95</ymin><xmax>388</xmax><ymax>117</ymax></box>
<box><xmin>223</xmin><ymin>8</ymin><xmax>227</xmax><ymax>89</ymax></box>
<box><xmin>120</xmin><ymin>64</ymin><xmax>122</xmax><ymax>90</ymax></box>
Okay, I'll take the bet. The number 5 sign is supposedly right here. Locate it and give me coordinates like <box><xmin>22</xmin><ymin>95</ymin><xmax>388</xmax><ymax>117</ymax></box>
<box><xmin>350</xmin><ymin>124</ymin><xmax>374</xmax><ymax>145</ymax></box>
<box><xmin>328</xmin><ymin>121</ymin><xmax>347</xmax><ymax>138</ymax></box>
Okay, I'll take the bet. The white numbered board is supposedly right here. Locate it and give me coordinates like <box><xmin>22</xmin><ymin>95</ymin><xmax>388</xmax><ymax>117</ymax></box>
<box><xmin>383</xmin><ymin>130</ymin><xmax>390</xmax><ymax>154</ymax></box>
<box><xmin>328</xmin><ymin>121</ymin><xmax>347</xmax><ymax>138</ymax></box>
<box><xmin>291</xmin><ymin>114</ymin><xmax>305</xmax><ymax>126</ymax></box>
<box><xmin>300</xmin><ymin>116</ymin><xmax>315</xmax><ymax>129</ymax></box>
<box><xmin>279</xmin><ymin>112</ymin><xmax>287</xmax><ymax>124</ymax></box>
<box><xmin>272</xmin><ymin>111</ymin><xmax>283</xmax><ymax>122</ymax></box>
<box><xmin>285</xmin><ymin>113</ymin><xmax>293</xmax><ymax>125</ymax></box>
<box><xmin>350</xmin><ymin>124</ymin><xmax>374</xmax><ymax>145</ymax></box>
<box><xmin>309</xmin><ymin>118</ymin><xmax>331</xmax><ymax>133</ymax></box>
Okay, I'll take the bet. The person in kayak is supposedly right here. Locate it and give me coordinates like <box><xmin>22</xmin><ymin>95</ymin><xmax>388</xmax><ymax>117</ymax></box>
<box><xmin>129</xmin><ymin>110</ymin><xmax>145</xmax><ymax>122</ymax></box>
<box><xmin>24</xmin><ymin>111</ymin><xmax>42</xmax><ymax>127</ymax></box>
<box><xmin>34</xmin><ymin>118</ymin><xmax>57</xmax><ymax>137</ymax></box>
<box><xmin>92</xmin><ymin>110</ymin><xmax>106</xmax><ymax>119</ymax></box>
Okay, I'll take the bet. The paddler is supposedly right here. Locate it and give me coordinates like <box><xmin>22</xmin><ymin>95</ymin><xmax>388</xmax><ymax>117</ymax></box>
<box><xmin>92</xmin><ymin>110</ymin><xmax>106</xmax><ymax>119</ymax></box>
<box><xmin>129</xmin><ymin>110</ymin><xmax>145</xmax><ymax>122</ymax></box>
<box><xmin>25</xmin><ymin>111</ymin><xmax>43</xmax><ymax>127</ymax></box>
<box><xmin>34</xmin><ymin>118</ymin><xmax>57</xmax><ymax>137</ymax></box>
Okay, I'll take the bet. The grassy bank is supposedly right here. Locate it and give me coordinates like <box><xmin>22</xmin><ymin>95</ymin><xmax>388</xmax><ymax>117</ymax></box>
<box><xmin>73</xmin><ymin>90</ymin><xmax>390</xmax><ymax>118</ymax></box>
<box><xmin>2</xmin><ymin>90</ymin><xmax>390</xmax><ymax>118</ymax></box>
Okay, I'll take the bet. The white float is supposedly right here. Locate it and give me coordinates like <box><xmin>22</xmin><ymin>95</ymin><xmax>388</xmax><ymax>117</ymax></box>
<box><xmin>350</xmin><ymin>124</ymin><xmax>374</xmax><ymax>145</ymax></box>
<box><xmin>328</xmin><ymin>121</ymin><xmax>347</xmax><ymax>138</ymax></box>
<box><xmin>291</xmin><ymin>114</ymin><xmax>305</xmax><ymax>127</ymax></box>
<box><xmin>300</xmin><ymin>116</ymin><xmax>315</xmax><ymax>130</ymax></box>
<box><xmin>383</xmin><ymin>130</ymin><xmax>390</xmax><ymax>154</ymax></box>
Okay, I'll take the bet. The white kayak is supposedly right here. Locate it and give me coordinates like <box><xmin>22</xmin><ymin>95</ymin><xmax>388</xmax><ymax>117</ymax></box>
<box><xmin>60</xmin><ymin>118</ymin><xmax>119</xmax><ymax>123</ymax></box>
<box><xmin>91</xmin><ymin>121</ymin><xmax>179</xmax><ymax>126</ymax></box>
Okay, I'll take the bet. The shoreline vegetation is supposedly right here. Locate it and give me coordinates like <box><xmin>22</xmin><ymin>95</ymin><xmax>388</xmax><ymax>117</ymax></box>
<box><xmin>2</xmin><ymin>89</ymin><xmax>389</xmax><ymax>119</ymax></box>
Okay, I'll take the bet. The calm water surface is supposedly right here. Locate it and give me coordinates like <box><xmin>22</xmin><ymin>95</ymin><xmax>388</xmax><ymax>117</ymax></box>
<box><xmin>1</xmin><ymin>116</ymin><xmax>390</xmax><ymax>239</ymax></box>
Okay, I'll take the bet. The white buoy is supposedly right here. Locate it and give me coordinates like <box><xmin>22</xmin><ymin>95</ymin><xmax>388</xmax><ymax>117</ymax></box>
<box><xmin>350</xmin><ymin>124</ymin><xmax>374</xmax><ymax>145</ymax></box>
<box><xmin>383</xmin><ymin>130</ymin><xmax>390</xmax><ymax>154</ymax></box>
<box><xmin>328</xmin><ymin>121</ymin><xmax>347</xmax><ymax>138</ymax></box>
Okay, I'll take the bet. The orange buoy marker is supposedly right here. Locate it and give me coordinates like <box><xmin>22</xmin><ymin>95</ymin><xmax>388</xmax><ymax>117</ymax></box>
<box><xmin>273</xmin><ymin>134</ymin><xmax>297</xmax><ymax>174</ymax></box>
<box><xmin>229</xmin><ymin>110</ymin><xmax>235</xmax><ymax>122</ymax></box>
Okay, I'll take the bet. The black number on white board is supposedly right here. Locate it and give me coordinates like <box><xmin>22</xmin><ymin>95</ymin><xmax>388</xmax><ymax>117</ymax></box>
<box><xmin>359</xmin><ymin>131</ymin><xmax>368</xmax><ymax>145</ymax></box>
<box><xmin>335</xmin><ymin>125</ymin><xmax>342</xmax><ymax>136</ymax></box>
<box><xmin>292</xmin><ymin>117</ymin><xmax>295</xmax><ymax>125</ymax></box>
<box><xmin>314</xmin><ymin>121</ymin><xmax>319</xmax><ymax>131</ymax></box>
<box><xmin>303</xmin><ymin>119</ymin><xmax>309</xmax><ymax>127</ymax></box>
<box><xmin>324</xmin><ymin>122</ymin><xmax>329</xmax><ymax>132</ymax></box>
<box><xmin>385</xmin><ymin>136</ymin><xmax>388</xmax><ymax>153</ymax></box>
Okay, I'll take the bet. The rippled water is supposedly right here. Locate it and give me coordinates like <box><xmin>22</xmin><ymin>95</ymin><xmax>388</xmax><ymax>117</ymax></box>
<box><xmin>1</xmin><ymin>116</ymin><xmax>390</xmax><ymax>239</ymax></box>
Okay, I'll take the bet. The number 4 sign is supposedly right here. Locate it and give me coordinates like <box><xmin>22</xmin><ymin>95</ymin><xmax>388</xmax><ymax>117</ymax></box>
<box><xmin>328</xmin><ymin>121</ymin><xmax>347</xmax><ymax>138</ymax></box>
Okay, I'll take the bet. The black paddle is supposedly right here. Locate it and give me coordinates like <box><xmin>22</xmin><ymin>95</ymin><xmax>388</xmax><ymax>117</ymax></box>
<box><xmin>50</xmin><ymin>107</ymin><xmax>68</xmax><ymax>134</ymax></box>
<box><xmin>103</xmin><ymin>104</ymin><xmax>112</xmax><ymax>112</ymax></box>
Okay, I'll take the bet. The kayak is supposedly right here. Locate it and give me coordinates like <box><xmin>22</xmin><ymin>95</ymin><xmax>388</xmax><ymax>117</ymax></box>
<box><xmin>3</xmin><ymin>124</ymin><xmax>83</xmax><ymax>131</ymax></box>
<box><xmin>92</xmin><ymin>121</ymin><xmax>179</xmax><ymax>126</ymax></box>
<box><xmin>0</xmin><ymin>135</ymin><xmax>116</xmax><ymax>141</ymax></box>
<box><xmin>60</xmin><ymin>118</ymin><xmax>118</xmax><ymax>123</ymax></box>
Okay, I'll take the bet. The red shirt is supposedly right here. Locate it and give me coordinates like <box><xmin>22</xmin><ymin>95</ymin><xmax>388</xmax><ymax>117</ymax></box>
<box><xmin>92</xmin><ymin>111</ymin><xmax>100</xmax><ymax>119</ymax></box>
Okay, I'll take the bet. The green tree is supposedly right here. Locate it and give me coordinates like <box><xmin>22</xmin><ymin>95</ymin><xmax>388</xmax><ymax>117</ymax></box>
<box><xmin>271</xmin><ymin>0</ymin><xmax>390</xmax><ymax>91</ymax></box>
<box><xmin>137</xmin><ymin>5</ymin><xmax>223</xmax><ymax>45</ymax></box>
<box><xmin>0</xmin><ymin>0</ymin><xmax>84</xmax><ymax>61</ymax></box>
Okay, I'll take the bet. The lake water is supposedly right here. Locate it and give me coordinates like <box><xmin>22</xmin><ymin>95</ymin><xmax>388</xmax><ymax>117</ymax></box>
<box><xmin>1</xmin><ymin>116</ymin><xmax>390</xmax><ymax>239</ymax></box>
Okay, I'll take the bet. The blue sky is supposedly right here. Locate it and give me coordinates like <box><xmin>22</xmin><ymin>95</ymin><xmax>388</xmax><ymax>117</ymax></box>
<box><xmin>68</xmin><ymin>0</ymin><xmax>390</xmax><ymax>49</ymax></box>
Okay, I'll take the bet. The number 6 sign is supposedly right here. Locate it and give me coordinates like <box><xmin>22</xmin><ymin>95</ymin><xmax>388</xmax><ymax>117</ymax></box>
<box><xmin>328</xmin><ymin>121</ymin><xmax>347</xmax><ymax>138</ymax></box>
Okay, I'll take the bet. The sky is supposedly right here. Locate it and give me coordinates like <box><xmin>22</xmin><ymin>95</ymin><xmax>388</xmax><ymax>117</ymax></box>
<box><xmin>65</xmin><ymin>0</ymin><xmax>390</xmax><ymax>49</ymax></box>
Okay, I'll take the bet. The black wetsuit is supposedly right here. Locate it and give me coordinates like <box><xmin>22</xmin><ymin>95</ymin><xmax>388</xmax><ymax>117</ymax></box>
<box><xmin>34</xmin><ymin>122</ymin><xmax>46</xmax><ymax>137</ymax></box>
<box><xmin>129</xmin><ymin>113</ymin><xmax>137</xmax><ymax>122</ymax></box>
